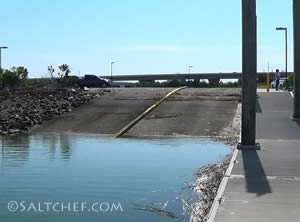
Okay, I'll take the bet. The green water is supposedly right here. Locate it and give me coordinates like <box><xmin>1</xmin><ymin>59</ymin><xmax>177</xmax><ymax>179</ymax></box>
<box><xmin>0</xmin><ymin>135</ymin><xmax>230</xmax><ymax>222</ymax></box>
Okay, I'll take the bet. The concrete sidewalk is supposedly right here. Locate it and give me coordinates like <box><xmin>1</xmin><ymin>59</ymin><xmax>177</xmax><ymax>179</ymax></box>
<box><xmin>214</xmin><ymin>91</ymin><xmax>300</xmax><ymax>222</ymax></box>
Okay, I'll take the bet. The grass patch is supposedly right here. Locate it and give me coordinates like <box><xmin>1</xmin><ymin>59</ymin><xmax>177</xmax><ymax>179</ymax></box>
<box><xmin>257</xmin><ymin>83</ymin><xmax>266</xmax><ymax>89</ymax></box>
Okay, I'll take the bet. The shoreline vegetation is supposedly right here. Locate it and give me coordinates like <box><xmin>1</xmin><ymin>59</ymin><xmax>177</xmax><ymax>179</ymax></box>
<box><xmin>184</xmin><ymin>155</ymin><xmax>231</xmax><ymax>222</ymax></box>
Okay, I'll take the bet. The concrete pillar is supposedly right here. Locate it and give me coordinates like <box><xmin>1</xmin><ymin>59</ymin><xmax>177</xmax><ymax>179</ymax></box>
<box><xmin>238</xmin><ymin>0</ymin><xmax>260</xmax><ymax>149</ymax></box>
<box><xmin>293</xmin><ymin>0</ymin><xmax>300</xmax><ymax>119</ymax></box>
<box><xmin>0</xmin><ymin>50</ymin><xmax>2</xmax><ymax>70</ymax></box>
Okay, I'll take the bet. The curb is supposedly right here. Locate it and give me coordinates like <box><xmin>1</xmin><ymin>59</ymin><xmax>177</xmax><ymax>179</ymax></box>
<box><xmin>114</xmin><ymin>86</ymin><xmax>186</xmax><ymax>138</ymax></box>
<box><xmin>207</xmin><ymin>103</ymin><xmax>241</xmax><ymax>222</ymax></box>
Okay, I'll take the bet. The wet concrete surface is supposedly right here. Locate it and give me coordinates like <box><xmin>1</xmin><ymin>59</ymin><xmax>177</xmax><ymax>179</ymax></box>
<box><xmin>31</xmin><ymin>88</ymin><xmax>170</xmax><ymax>135</ymax></box>
<box><xmin>124</xmin><ymin>88</ymin><xmax>240</xmax><ymax>138</ymax></box>
<box><xmin>32</xmin><ymin>88</ymin><xmax>241</xmax><ymax>139</ymax></box>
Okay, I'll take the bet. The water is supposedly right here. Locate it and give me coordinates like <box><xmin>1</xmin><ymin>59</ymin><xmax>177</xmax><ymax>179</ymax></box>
<box><xmin>0</xmin><ymin>135</ymin><xmax>231</xmax><ymax>222</ymax></box>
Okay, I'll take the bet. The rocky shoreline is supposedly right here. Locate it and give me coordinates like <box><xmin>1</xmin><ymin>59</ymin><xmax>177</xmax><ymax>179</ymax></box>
<box><xmin>182</xmin><ymin>155</ymin><xmax>231</xmax><ymax>222</ymax></box>
<box><xmin>0</xmin><ymin>89</ymin><xmax>108</xmax><ymax>136</ymax></box>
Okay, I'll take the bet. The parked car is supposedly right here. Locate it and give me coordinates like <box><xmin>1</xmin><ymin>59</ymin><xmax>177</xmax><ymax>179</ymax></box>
<box><xmin>77</xmin><ymin>75</ymin><xmax>110</xmax><ymax>88</ymax></box>
<box><xmin>270</xmin><ymin>79</ymin><xmax>285</xmax><ymax>88</ymax></box>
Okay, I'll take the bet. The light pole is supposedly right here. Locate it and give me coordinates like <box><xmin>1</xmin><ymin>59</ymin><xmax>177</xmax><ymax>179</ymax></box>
<box><xmin>293</xmin><ymin>0</ymin><xmax>300</xmax><ymax>118</ymax></box>
<box><xmin>188</xmin><ymin>65</ymin><xmax>192</xmax><ymax>87</ymax></box>
<box><xmin>110</xmin><ymin>62</ymin><xmax>114</xmax><ymax>82</ymax></box>
<box><xmin>276</xmin><ymin>27</ymin><xmax>288</xmax><ymax>89</ymax></box>
<box><xmin>0</xmin><ymin>46</ymin><xmax>8</xmax><ymax>71</ymax></box>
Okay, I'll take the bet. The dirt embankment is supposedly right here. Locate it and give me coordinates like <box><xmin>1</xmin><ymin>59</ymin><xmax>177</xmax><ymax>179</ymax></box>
<box><xmin>0</xmin><ymin>89</ymin><xmax>109</xmax><ymax>135</ymax></box>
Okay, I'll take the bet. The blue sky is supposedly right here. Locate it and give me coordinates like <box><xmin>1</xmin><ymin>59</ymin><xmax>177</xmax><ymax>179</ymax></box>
<box><xmin>0</xmin><ymin>0</ymin><xmax>294</xmax><ymax>77</ymax></box>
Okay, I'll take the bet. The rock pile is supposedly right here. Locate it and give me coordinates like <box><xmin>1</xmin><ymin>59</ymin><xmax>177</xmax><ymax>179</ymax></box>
<box><xmin>0</xmin><ymin>89</ymin><xmax>105</xmax><ymax>135</ymax></box>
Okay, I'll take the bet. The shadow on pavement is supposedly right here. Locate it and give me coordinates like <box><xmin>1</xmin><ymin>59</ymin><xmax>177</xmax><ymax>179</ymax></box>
<box><xmin>256</xmin><ymin>98</ymin><xmax>262</xmax><ymax>113</ymax></box>
<box><xmin>294</xmin><ymin>119</ymin><xmax>300</xmax><ymax>128</ymax></box>
<box><xmin>242</xmin><ymin>150</ymin><xmax>272</xmax><ymax>196</ymax></box>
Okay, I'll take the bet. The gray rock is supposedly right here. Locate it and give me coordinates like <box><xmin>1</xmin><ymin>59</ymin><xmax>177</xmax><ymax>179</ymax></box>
<box><xmin>0</xmin><ymin>89</ymin><xmax>104</xmax><ymax>135</ymax></box>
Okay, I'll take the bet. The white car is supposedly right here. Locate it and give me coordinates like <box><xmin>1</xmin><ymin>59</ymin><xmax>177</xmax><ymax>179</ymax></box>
<box><xmin>270</xmin><ymin>79</ymin><xmax>285</xmax><ymax>88</ymax></box>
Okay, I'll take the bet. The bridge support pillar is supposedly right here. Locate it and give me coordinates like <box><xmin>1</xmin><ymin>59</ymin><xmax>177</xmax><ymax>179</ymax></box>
<box><xmin>293</xmin><ymin>0</ymin><xmax>300</xmax><ymax>119</ymax></box>
<box><xmin>238</xmin><ymin>0</ymin><xmax>260</xmax><ymax>150</ymax></box>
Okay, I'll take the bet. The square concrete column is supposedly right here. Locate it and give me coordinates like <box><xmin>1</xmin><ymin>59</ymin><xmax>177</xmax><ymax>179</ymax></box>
<box><xmin>238</xmin><ymin>0</ymin><xmax>260</xmax><ymax>150</ymax></box>
<box><xmin>293</xmin><ymin>0</ymin><xmax>300</xmax><ymax>119</ymax></box>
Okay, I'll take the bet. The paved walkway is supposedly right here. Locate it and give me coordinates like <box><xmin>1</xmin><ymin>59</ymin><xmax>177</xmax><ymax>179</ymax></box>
<box><xmin>214</xmin><ymin>91</ymin><xmax>300</xmax><ymax>222</ymax></box>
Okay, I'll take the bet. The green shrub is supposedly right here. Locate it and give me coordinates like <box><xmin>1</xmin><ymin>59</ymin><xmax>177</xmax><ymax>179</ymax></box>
<box><xmin>0</xmin><ymin>66</ymin><xmax>29</xmax><ymax>89</ymax></box>
<box><xmin>58</xmin><ymin>64</ymin><xmax>70</xmax><ymax>78</ymax></box>
<box><xmin>11</xmin><ymin>66</ymin><xmax>29</xmax><ymax>79</ymax></box>
<box><xmin>1</xmin><ymin>70</ymin><xmax>20</xmax><ymax>88</ymax></box>
<box><xmin>208</xmin><ymin>78</ymin><xmax>220</xmax><ymax>87</ymax></box>
<box><xmin>288</xmin><ymin>74</ymin><xmax>294</xmax><ymax>87</ymax></box>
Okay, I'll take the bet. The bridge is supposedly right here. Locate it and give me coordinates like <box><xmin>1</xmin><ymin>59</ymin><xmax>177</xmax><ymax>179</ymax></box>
<box><xmin>99</xmin><ymin>72</ymin><xmax>292</xmax><ymax>82</ymax></box>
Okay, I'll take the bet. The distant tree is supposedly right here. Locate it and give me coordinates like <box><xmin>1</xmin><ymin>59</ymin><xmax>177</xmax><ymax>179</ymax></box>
<box><xmin>0</xmin><ymin>69</ymin><xmax>3</xmax><ymax>88</ymax></box>
<box><xmin>0</xmin><ymin>66</ymin><xmax>29</xmax><ymax>89</ymax></box>
<box><xmin>198</xmin><ymin>81</ymin><xmax>208</xmax><ymax>88</ymax></box>
<box><xmin>1</xmin><ymin>69</ymin><xmax>20</xmax><ymax>88</ymax></box>
<box><xmin>48</xmin><ymin>65</ymin><xmax>55</xmax><ymax>78</ymax></box>
<box><xmin>208</xmin><ymin>78</ymin><xmax>220</xmax><ymax>87</ymax></box>
<box><xmin>138</xmin><ymin>80</ymin><xmax>155</xmax><ymax>87</ymax></box>
<box><xmin>58</xmin><ymin>64</ymin><xmax>70</xmax><ymax>78</ymax></box>
<box><xmin>288</xmin><ymin>73</ymin><xmax>294</xmax><ymax>87</ymax></box>
<box><xmin>166</xmin><ymin>79</ymin><xmax>180</xmax><ymax>87</ymax></box>
<box><xmin>11</xmin><ymin>66</ymin><xmax>29</xmax><ymax>79</ymax></box>
<box><xmin>192</xmin><ymin>79</ymin><xmax>200</xmax><ymax>87</ymax></box>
